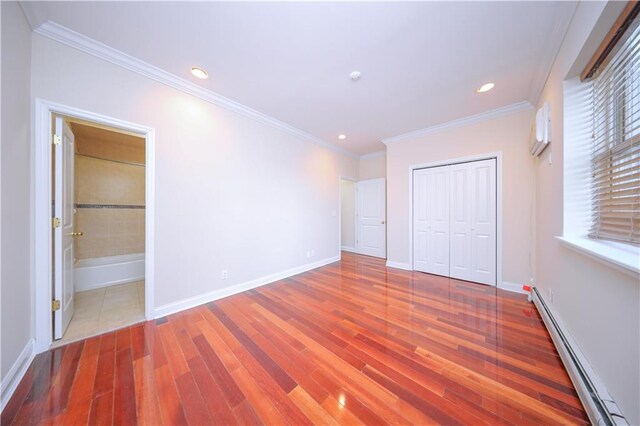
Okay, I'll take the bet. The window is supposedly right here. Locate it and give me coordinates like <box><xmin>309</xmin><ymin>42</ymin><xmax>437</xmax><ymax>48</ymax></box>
<box><xmin>588</xmin><ymin>17</ymin><xmax>640</xmax><ymax>246</ymax></box>
<box><xmin>559</xmin><ymin>4</ymin><xmax>640</xmax><ymax>275</ymax></box>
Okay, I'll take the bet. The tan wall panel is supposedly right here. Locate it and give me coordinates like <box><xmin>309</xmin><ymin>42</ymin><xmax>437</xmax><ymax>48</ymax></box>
<box><xmin>75</xmin><ymin>155</ymin><xmax>145</xmax><ymax>205</ymax></box>
<box><xmin>74</xmin><ymin>155</ymin><xmax>145</xmax><ymax>259</ymax></box>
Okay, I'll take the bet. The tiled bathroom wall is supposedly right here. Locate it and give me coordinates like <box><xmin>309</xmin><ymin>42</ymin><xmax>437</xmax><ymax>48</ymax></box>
<box><xmin>74</xmin><ymin>155</ymin><xmax>145</xmax><ymax>260</ymax></box>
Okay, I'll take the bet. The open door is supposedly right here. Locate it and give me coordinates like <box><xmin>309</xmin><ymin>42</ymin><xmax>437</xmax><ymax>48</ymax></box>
<box><xmin>356</xmin><ymin>178</ymin><xmax>386</xmax><ymax>258</ymax></box>
<box><xmin>53</xmin><ymin>116</ymin><xmax>76</xmax><ymax>340</ymax></box>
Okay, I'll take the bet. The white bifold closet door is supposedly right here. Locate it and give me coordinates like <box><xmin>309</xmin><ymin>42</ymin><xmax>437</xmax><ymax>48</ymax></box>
<box><xmin>413</xmin><ymin>158</ymin><xmax>496</xmax><ymax>286</ymax></box>
<box><xmin>413</xmin><ymin>166</ymin><xmax>450</xmax><ymax>276</ymax></box>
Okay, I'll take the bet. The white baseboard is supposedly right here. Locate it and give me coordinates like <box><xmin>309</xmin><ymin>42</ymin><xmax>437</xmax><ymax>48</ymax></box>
<box><xmin>498</xmin><ymin>281</ymin><xmax>528</xmax><ymax>294</ymax></box>
<box><xmin>532</xmin><ymin>288</ymin><xmax>628</xmax><ymax>425</ymax></box>
<box><xmin>154</xmin><ymin>255</ymin><xmax>340</xmax><ymax>318</ymax></box>
<box><xmin>1</xmin><ymin>339</ymin><xmax>35</xmax><ymax>413</ymax></box>
<box><xmin>76</xmin><ymin>275</ymin><xmax>144</xmax><ymax>292</ymax></box>
<box><xmin>385</xmin><ymin>261</ymin><xmax>412</xmax><ymax>271</ymax></box>
<box><xmin>341</xmin><ymin>246</ymin><xmax>356</xmax><ymax>253</ymax></box>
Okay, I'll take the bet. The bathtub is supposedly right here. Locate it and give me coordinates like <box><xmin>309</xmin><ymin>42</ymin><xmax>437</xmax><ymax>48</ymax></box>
<box><xmin>74</xmin><ymin>253</ymin><xmax>145</xmax><ymax>292</ymax></box>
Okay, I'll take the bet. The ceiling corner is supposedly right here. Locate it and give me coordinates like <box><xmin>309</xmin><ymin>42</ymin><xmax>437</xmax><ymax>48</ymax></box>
<box><xmin>17</xmin><ymin>2</ymin><xmax>42</xmax><ymax>31</ymax></box>
<box><xmin>359</xmin><ymin>150</ymin><xmax>387</xmax><ymax>160</ymax></box>
<box><xmin>527</xmin><ymin>2</ymin><xmax>579</xmax><ymax>106</ymax></box>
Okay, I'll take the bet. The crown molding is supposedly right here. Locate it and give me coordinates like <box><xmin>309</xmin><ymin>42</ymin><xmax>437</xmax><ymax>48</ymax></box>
<box><xmin>381</xmin><ymin>101</ymin><xmax>534</xmax><ymax>145</ymax></box>
<box><xmin>33</xmin><ymin>21</ymin><xmax>358</xmax><ymax>159</ymax></box>
<box><xmin>528</xmin><ymin>2</ymin><xmax>578</xmax><ymax>105</ymax></box>
<box><xmin>359</xmin><ymin>150</ymin><xmax>386</xmax><ymax>160</ymax></box>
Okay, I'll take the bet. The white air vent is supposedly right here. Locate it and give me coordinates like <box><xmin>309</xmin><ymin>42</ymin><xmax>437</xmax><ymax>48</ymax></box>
<box><xmin>530</xmin><ymin>101</ymin><xmax>551</xmax><ymax>156</ymax></box>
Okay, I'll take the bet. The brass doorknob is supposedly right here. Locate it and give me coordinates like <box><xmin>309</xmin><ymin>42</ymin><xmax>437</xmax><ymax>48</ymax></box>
<box><xmin>71</xmin><ymin>231</ymin><xmax>84</xmax><ymax>237</ymax></box>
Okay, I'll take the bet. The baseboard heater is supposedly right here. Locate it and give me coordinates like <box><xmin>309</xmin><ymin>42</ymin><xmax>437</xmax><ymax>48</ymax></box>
<box><xmin>532</xmin><ymin>287</ymin><xmax>629</xmax><ymax>425</ymax></box>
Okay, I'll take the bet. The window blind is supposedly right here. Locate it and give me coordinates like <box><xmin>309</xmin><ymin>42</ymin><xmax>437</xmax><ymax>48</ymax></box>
<box><xmin>589</xmin><ymin>17</ymin><xmax>640</xmax><ymax>245</ymax></box>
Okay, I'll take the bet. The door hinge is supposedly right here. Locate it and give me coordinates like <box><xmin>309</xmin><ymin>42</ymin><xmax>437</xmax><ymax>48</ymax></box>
<box><xmin>53</xmin><ymin>135</ymin><xmax>61</xmax><ymax>146</ymax></box>
<box><xmin>52</xmin><ymin>299</ymin><xmax>61</xmax><ymax>311</ymax></box>
<box><xmin>52</xmin><ymin>217</ymin><xmax>61</xmax><ymax>228</ymax></box>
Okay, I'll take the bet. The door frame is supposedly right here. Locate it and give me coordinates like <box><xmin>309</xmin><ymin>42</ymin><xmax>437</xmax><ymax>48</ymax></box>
<box><xmin>338</xmin><ymin>177</ymin><xmax>358</xmax><ymax>255</ymax></box>
<box><xmin>33</xmin><ymin>98</ymin><xmax>156</xmax><ymax>354</ymax></box>
<box><xmin>408</xmin><ymin>152</ymin><xmax>503</xmax><ymax>287</ymax></box>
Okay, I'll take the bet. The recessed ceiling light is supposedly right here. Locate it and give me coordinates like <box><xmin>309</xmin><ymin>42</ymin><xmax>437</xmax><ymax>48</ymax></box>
<box><xmin>349</xmin><ymin>71</ymin><xmax>362</xmax><ymax>81</ymax></box>
<box><xmin>191</xmin><ymin>67</ymin><xmax>209</xmax><ymax>79</ymax></box>
<box><xmin>338</xmin><ymin>134</ymin><xmax>347</xmax><ymax>140</ymax></box>
<box><xmin>477</xmin><ymin>82</ymin><xmax>495</xmax><ymax>93</ymax></box>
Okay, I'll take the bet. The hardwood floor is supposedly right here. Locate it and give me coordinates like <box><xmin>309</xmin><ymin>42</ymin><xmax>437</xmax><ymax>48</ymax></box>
<box><xmin>2</xmin><ymin>252</ymin><xmax>588</xmax><ymax>425</ymax></box>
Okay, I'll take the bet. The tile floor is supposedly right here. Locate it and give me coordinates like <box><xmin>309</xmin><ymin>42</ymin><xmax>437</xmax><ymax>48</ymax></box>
<box><xmin>53</xmin><ymin>281</ymin><xmax>145</xmax><ymax>347</ymax></box>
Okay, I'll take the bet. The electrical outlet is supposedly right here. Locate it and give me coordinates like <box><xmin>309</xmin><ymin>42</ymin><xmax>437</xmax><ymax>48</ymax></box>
<box><xmin>548</xmin><ymin>288</ymin><xmax>554</xmax><ymax>303</ymax></box>
<box><xmin>310</xmin><ymin>249</ymin><xmax>315</xmax><ymax>257</ymax></box>
<box><xmin>306</xmin><ymin>251</ymin><xmax>311</xmax><ymax>258</ymax></box>
<box><xmin>221</xmin><ymin>269</ymin><xmax>229</xmax><ymax>280</ymax></box>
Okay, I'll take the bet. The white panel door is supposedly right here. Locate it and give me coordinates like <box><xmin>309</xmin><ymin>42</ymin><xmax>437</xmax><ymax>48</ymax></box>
<box><xmin>357</xmin><ymin>178</ymin><xmax>386</xmax><ymax>258</ymax></box>
<box><xmin>53</xmin><ymin>116</ymin><xmax>75</xmax><ymax>340</ymax></box>
<box><xmin>470</xmin><ymin>159</ymin><xmax>496</xmax><ymax>285</ymax></box>
<box><xmin>413</xmin><ymin>166</ymin><xmax>449</xmax><ymax>276</ymax></box>
<box><xmin>449</xmin><ymin>163</ymin><xmax>473</xmax><ymax>282</ymax></box>
<box><xmin>413</xmin><ymin>159</ymin><xmax>496</xmax><ymax>286</ymax></box>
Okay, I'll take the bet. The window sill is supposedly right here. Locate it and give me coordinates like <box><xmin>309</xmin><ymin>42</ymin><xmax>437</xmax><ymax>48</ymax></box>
<box><xmin>556</xmin><ymin>236</ymin><xmax>639</xmax><ymax>277</ymax></box>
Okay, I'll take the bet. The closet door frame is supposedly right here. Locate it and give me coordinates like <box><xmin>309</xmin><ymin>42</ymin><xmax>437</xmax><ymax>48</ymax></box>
<box><xmin>408</xmin><ymin>152</ymin><xmax>503</xmax><ymax>287</ymax></box>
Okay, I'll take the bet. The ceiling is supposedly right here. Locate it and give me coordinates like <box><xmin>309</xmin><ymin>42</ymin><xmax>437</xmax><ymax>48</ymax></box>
<box><xmin>22</xmin><ymin>2</ymin><xmax>576</xmax><ymax>156</ymax></box>
<box><xmin>70</xmin><ymin>120</ymin><xmax>145</xmax><ymax>165</ymax></box>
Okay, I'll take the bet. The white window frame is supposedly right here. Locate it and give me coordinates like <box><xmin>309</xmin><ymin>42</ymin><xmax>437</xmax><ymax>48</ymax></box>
<box><xmin>560</xmin><ymin>77</ymin><xmax>640</xmax><ymax>277</ymax></box>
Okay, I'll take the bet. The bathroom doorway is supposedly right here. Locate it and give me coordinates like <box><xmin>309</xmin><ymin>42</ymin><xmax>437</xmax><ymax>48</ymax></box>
<box><xmin>51</xmin><ymin>115</ymin><xmax>147</xmax><ymax>346</ymax></box>
<box><xmin>34</xmin><ymin>99</ymin><xmax>155</xmax><ymax>354</ymax></box>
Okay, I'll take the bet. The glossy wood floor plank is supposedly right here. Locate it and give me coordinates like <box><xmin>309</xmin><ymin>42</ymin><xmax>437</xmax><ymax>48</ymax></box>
<box><xmin>3</xmin><ymin>252</ymin><xmax>588</xmax><ymax>425</ymax></box>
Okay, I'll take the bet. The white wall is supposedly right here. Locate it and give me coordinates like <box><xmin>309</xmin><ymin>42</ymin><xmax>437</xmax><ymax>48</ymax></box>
<box><xmin>359</xmin><ymin>151</ymin><xmax>386</xmax><ymax>179</ymax></box>
<box><xmin>340</xmin><ymin>179</ymin><xmax>356</xmax><ymax>250</ymax></box>
<box><xmin>385</xmin><ymin>108</ymin><xmax>535</xmax><ymax>286</ymax></box>
<box><xmin>30</xmin><ymin>34</ymin><xmax>358</xmax><ymax>311</ymax></box>
<box><xmin>9</xmin><ymin>5</ymin><xmax>638</xmax><ymax>422</ymax></box>
<box><xmin>1</xmin><ymin>2</ymin><xmax>33</xmax><ymax>379</ymax></box>
<box><xmin>533</xmin><ymin>2</ymin><xmax>639</xmax><ymax>423</ymax></box>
